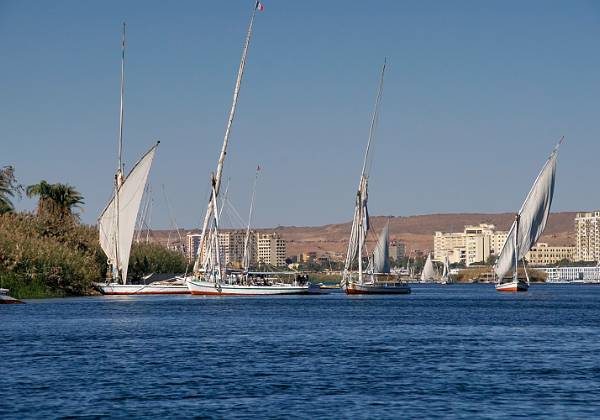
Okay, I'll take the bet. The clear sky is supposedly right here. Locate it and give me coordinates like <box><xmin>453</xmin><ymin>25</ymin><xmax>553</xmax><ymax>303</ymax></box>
<box><xmin>1</xmin><ymin>0</ymin><xmax>599</xmax><ymax>230</ymax></box>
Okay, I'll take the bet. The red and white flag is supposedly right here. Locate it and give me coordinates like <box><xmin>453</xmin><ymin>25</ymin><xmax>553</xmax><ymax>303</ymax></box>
<box><xmin>255</xmin><ymin>1</ymin><xmax>264</xmax><ymax>11</ymax></box>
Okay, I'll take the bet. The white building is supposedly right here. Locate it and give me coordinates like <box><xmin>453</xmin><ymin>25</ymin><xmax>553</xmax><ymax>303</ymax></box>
<box><xmin>434</xmin><ymin>224</ymin><xmax>508</xmax><ymax>267</ymax></box>
<box><xmin>575</xmin><ymin>211</ymin><xmax>600</xmax><ymax>262</ymax></box>
<box><xmin>537</xmin><ymin>266</ymin><xmax>600</xmax><ymax>283</ymax></box>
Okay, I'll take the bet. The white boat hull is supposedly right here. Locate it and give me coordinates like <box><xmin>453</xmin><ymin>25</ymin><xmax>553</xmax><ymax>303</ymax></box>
<box><xmin>344</xmin><ymin>282</ymin><xmax>411</xmax><ymax>295</ymax></box>
<box><xmin>0</xmin><ymin>293</ymin><xmax>24</xmax><ymax>304</ymax></box>
<box><xmin>495</xmin><ymin>280</ymin><xmax>529</xmax><ymax>292</ymax></box>
<box><xmin>186</xmin><ymin>278</ymin><xmax>321</xmax><ymax>296</ymax></box>
<box><xmin>96</xmin><ymin>282</ymin><xmax>190</xmax><ymax>295</ymax></box>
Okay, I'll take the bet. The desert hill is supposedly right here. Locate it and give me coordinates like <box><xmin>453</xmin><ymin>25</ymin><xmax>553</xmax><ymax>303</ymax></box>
<box><xmin>150</xmin><ymin>212</ymin><xmax>577</xmax><ymax>258</ymax></box>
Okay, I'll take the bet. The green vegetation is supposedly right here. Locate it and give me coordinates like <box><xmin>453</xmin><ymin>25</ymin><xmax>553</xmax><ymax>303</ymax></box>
<box><xmin>307</xmin><ymin>272</ymin><xmax>342</xmax><ymax>284</ymax></box>
<box><xmin>129</xmin><ymin>243</ymin><xmax>188</xmax><ymax>280</ymax></box>
<box><xmin>0</xmin><ymin>166</ymin><xmax>21</xmax><ymax>214</ymax></box>
<box><xmin>0</xmin><ymin>170</ymin><xmax>187</xmax><ymax>298</ymax></box>
<box><xmin>455</xmin><ymin>267</ymin><xmax>547</xmax><ymax>283</ymax></box>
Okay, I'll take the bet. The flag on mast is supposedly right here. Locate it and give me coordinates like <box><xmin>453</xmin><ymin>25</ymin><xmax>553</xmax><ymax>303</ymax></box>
<box><xmin>256</xmin><ymin>1</ymin><xmax>264</xmax><ymax>11</ymax></box>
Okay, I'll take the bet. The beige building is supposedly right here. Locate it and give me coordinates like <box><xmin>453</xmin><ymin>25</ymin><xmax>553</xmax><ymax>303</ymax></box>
<box><xmin>526</xmin><ymin>243</ymin><xmax>575</xmax><ymax>265</ymax></box>
<box><xmin>257</xmin><ymin>232</ymin><xmax>287</xmax><ymax>267</ymax></box>
<box><xmin>575</xmin><ymin>211</ymin><xmax>600</xmax><ymax>262</ymax></box>
<box><xmin>189</xmin><ymin>230</ymin><xmax>259</xmax><ymax>268</ymax></box>
<box><xmin>186</xmin><ymin>233</ymin><xmax>202</xmax><ymax>262</ymax></box>
<box><xmin>389</xmin><ymin>241</ymin><xmax>406</xmax><ymax>261</ymax></box>
<box><xmin>434</xmin><ymin>224</ymin><xmax>508</xmax><ymax>266</ymax></box>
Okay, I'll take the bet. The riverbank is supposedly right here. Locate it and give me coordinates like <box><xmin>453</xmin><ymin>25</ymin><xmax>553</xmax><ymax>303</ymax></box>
<box><xmin>0</xmin><ymin>213</ymin><xmax>188</xmax><ymax>299</ymax></box>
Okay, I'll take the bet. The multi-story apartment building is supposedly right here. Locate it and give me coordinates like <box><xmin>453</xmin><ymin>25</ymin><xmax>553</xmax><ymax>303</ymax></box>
<box><xmin>257</xmin><ymin>232</ymin><xmax>287</xmax><ymax>267</ymax></box>
<box><xmin>218</xmin><ymin>230</ymin><xmax>257</xmax><ymax>268</ymax></box>
<box><xmin>434</xmin><ymin>223</ymin><xmax>508</xmax><ymax>266</ymax></box>
<box><xmin>186</xmin><ymin>233</ymin><xmax>202</xmax><ymax>263</ymax></box>
<box><xmin>188</xmin><ymin>230</ymin><xmax>258</xmax><ymax>268</ymax></box>
<box><xmin>575</xmin><ymin>211</ymin><xmax>600</xmax><ymax>262</ymax></box>
<box><xmin>389</xmin><ymin>241</ymin><xmax>406</xmax><ymax>261</ymax></box>
<box><xmin>525</xmin><ymin>243</ymin><xmax>575</xmax><ymax>265</ymax></box>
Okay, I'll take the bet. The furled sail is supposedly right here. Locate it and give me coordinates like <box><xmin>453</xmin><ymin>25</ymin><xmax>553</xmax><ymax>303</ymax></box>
<box><xmin>442</xmin><ymin>256</ymin><xmax>449</xmax><ymax>280</ymax></box>
<box><xmin>99</xmin><ymin>143</ymin><xmax>158</xmax><ymax>283</ymax></box>
<box><xmin>343</xmin><ymin>175</ymin><xmax>369</xmax><ymax>273</ymax></box>
<box><xmin>494</xmin><ymin>146</ymin><xmax>559</xmax><ymax>281</ymax></box>
<box><xmin>372</xmin><ymin>223</ymin><xmax>390</xmax><ymax>274</ymax></box>
<box><xmin>420</xmin><ymin>253</ymin><xmax>435</xmax><ymax>281</ymax></box>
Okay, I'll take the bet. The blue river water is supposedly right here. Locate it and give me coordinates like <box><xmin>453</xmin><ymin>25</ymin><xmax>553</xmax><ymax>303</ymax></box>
<box><xmin>1</xmin><ymin>284</ymin><xmax>600</xmax><ymax>418</ymax></box>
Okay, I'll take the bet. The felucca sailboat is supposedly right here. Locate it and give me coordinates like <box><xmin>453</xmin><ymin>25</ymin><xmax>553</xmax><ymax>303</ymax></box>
<box><xmin>96</xmin><ymin>24</ymin><xmax>187</xmax><ymax>295</ymax></box>
<box><xmin>441</xmin><ymin>255</ymin><xmax>452</xmax><ymax>284</ymax></box>
<box><xmin>494</xmin><ymin>138</ymin><xmax>562</xmax><ymax>292</ymax></box>
<box><xmin>420</xmin><ymin>253</ymin><xmax>436</xmax><ymax>283</ymax></box>
<box><xmin>341</xmin><ymin>61</ymin><xmax>410</xmax><ymax>295</ymax></box>
<box><xmin>186</xmin><ymin>2</ymin><xmax>318</xmax><ymax>296</ymax></box>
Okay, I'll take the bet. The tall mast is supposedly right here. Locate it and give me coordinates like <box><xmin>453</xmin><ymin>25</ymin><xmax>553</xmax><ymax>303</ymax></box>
<box><xmin>118</xmin><ymin>22</ymin><xmax>126</xmax><ymax>178</ymax></box>
<box><xmin>359</xmin><ymin>59</ymin><xmax>386</xmax><ymax>184</ymax></box>
<box><xmin>513</xmin><ymin>214</ymin><xmax>519</xmax><ymax>282</ymax></box>
<box><xmin>194</xmin><ymin>2</ymin><xmax>261</xmax><ymax>273</ymax></box>
<box><xmin>243</xmin><ymin>165</ymin><xmax>261</xmax><ymax>272</ymax></box>
<box><xmin>114</xmin><ymin>22</ymin><xmax>126</xmax><ymax>283</ymax></box>
<box><xmin>357</xmin><ymin>60</ymin><xmax>387</xmax><ymax>285</ymax></box>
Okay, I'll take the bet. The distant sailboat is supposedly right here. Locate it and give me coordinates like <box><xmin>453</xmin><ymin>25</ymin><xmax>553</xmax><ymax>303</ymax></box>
<box><xmin>440</xmin><ymin>255</ymin><xmax>452</xmax><ymax>284</ymax></box>
<box><xmin>494</xmin><ymin>138</ymin><xmax>562</xmax><ymax>292</ymax></box>
<box><xmin>341</xmin><ymin>60</ymin><xmax>410</xmax><ymax>295</ymax></box>
<box><xmin>185</xmin><ymin>2</ymin><xmax>319</xmax><ymax>296</ymax></box>
<box><xmin>420</xmin><ymin>253</ymin><xmax>436</xmax><ymax>283</ymax></box>
<box><xmin>96</xmin><ymin>25</ymin><xmax>187</xmax><ymax>295</ymax></box>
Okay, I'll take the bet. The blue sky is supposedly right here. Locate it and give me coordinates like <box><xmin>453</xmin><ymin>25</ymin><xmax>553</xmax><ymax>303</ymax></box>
<box><xmin>1</xmin><ymin>0</ymin><xmax>599</xmax><ymax>229</ymax></box>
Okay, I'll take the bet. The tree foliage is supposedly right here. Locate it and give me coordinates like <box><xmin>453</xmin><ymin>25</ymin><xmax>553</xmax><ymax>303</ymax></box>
<box><xmin>0</xmin><ymin>166</ymin><xmax>21</xmax><ymax>214</ymax></box>
<box><xmin>26</xmin><ymin>180</ymin><xmax>84</xmax><ymax>223</ymax></box>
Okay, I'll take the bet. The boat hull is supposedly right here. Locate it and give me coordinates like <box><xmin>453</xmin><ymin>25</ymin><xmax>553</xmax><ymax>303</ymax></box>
<box><xmin>495</xmin><ymin>280</ymin><xmax>529</xmax><ymax>292</ymax></box>
<box><xmin>186</xmin><ymin>279</ymin><xmax>321</xmax><ymax>296</ymax></box>
<box><xmin>345</xmin><ymin>282</ymin><xmax>411</xmax><ymax>295</ymax></box>
<box><xmin>0</xmin><ymin>295</ymin><xmax>24</xmax><ymax>304</ymax></box>
<box><xmin>96</xmin><ymin>282</ymin><xmax>190</xmax><ymax>295</ymax></box>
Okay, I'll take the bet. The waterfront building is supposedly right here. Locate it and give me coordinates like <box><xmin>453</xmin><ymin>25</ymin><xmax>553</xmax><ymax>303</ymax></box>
<box><xmin>537</xmin><ymin>266</ymin><xmax>600</xmax><ymax>283</ymax></box>
<box><xmin>525</xmin><ymin>243</ymin><xmax>575</xmax><ymax>265</ymax></box>
<box><xmin>257</xmin><ymin>232</ymin><xmax>287</xmax><ymax>267</ymax></box>
<box><xmin>575</xmin><ymin>211</ymin><xmax>600</xmax><ymax>262</ymax></box>
<box><xmin>434</xmin><ymin>224</ymin><xmax>508</xmax><ymax>266</ymax></box>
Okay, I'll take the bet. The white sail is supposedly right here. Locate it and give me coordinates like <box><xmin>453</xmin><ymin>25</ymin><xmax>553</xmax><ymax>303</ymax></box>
<box><xmin>420</xmin><ymin>253</ymin><xmax>435</xmax><ymax>281</ymax></box>
<box><xmin>442</xmin><ymin>256</ymin><xmax>449</xmax><ymax>281</ymax></box>
<box><xmin>99</xmin><ymin>143</ymin><xmax>158</xmax><ymax>283</ymax></box>
<box><xmin>373</xmin><ymin>223</ymin><xmax>390</xmax><ymax>274</ymax></box>
<box><xmin>494</xmin><ymin>145</ymin><xmax>559</xmax><ymax>281</ymax></box>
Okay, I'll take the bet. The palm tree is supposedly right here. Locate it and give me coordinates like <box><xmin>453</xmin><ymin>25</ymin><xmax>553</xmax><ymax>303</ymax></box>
<box><xmin>26</xmin><ymin>181</ymin><xmax>84</xmax><ymax>221</ymax></box>
<box><xmin>0</xmin><ymin>166</ymin><xmax>20</xmax><ymax>214</ymax></box>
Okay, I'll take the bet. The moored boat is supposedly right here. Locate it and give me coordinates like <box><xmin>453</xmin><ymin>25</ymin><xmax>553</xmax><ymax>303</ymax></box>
<box><xmin>340</xmin><ymin>60</ymin><xmax>410</xmax><ymax>296</ymax></box>
<box><xmin>96</xmin><ymin>280</ymin><xmax>189</xmax><ymax>295</ymax></box>
<box><xmin>96</xmin><ymin>23</ymin><xmax>163</xmax><ymax>295</ymax></box>
<box><xmin>494</xmin><ymin>138</ymin><xmax>563</xmax><ymax>293</ymax></box>
<box><xmin>184</xmin><ymin>3</ymin><xmax>321</xmax><ymax>297</ymax></box>
<box><xmin>0</xmin><ymin>288</ymin><xmax>24</xmax><ymax>304</ymax></box>
<box><xmin>186</xmin><ymin>275</ymin><xmax>320</xmax><ymax>296</ymax></box>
